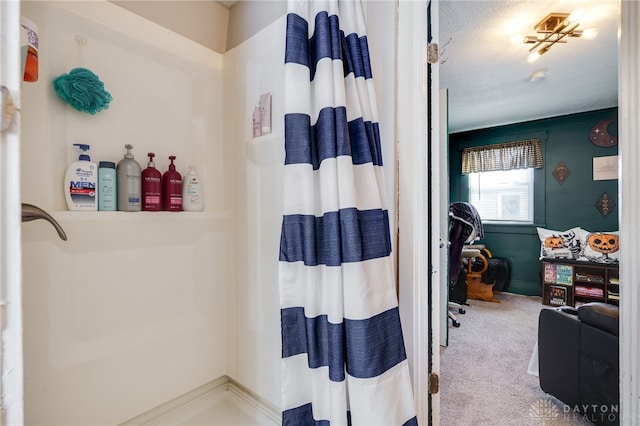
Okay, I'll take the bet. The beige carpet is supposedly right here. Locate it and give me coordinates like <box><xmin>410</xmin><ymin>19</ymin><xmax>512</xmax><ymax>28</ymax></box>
<box><xmin>439</xmin><ymin>292</ymin><xmax>595</xmax><ymax>426</ymax></box>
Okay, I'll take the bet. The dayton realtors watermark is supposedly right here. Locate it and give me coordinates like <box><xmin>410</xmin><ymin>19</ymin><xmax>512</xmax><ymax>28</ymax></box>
<box><xmin>562</xmin><ymin>404</ymin><xmax>619</xmax><ymax>423</ymax></box>
<box><xmin>529</xmin><ymin>398</ymin><xmax>619</xmax><ymax>423</ymax></box>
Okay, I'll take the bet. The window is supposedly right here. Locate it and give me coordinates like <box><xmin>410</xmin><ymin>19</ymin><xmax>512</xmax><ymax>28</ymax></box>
<box><xmin>461</xmin><ymin>138</ymin><xmax>543</xmax><ymax>224</ymax></box>
<box><xmin>468</xmin><ymin>168</ymin><xmax>535</xmax><ymax>223</ymax></box>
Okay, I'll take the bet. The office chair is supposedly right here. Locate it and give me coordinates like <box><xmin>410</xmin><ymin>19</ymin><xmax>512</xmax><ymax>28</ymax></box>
<box><xmin>448</xmin><ymin>202</ymin><xmax>484</xmax><ymax>327</ymax></box>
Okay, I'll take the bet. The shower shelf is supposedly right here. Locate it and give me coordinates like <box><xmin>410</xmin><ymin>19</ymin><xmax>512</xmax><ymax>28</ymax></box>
<box><xmin>52</xmin><ymin>210</ymin><xmax>229</xmax><ymax>229</ymax></box>
<box><xmin>247</xmin><ymin>132</ymin><xmax>284</xmax><ymax>166</ymax></box>
<box><xmin>52</xmin><ymin>210</ymin><xmax>227</xmax><ymax>223</ymax></box>
<box><xmin>22</xmin><ymin>210</ymin><xmax>229</xmax><ymax>245</ymax></box>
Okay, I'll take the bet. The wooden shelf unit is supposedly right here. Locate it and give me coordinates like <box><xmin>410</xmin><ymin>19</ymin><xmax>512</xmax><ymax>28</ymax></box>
<box><xmin>541</xmin><ymin>258</ymin><xmax>619</xmax><ymax>307</ymax></box>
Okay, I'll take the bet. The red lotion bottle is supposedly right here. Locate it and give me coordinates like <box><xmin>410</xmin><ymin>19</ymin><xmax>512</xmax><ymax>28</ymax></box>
<box><xmin>142</xmin><ymin>152</ymin><xmax>162</xmax><ymax>211</ymax></box>
<box><xmin>162</xmin><ymin>155</ymin><xmax>183</xmax><ymax>211</ymax></box>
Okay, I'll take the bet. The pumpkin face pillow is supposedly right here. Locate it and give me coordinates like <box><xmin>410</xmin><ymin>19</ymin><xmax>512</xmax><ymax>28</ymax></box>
<box><xmin>537</xmin><ymin>227</ymin><xmax>582</xmax><ymax>260</ymax></box>
<box><xmin>580</xmin><ymin>230</ymin><xmax>620</xmax><ymax>263</ymax></box>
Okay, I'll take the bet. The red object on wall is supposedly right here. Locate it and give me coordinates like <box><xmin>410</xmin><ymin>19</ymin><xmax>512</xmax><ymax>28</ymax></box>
<box><xmin>21</xmin><ymin>17</ymin><xmax>39</xmax><ymax>82</ymax></box>
<box><xmin>23</xmin><ymin>47</ymin><xmax>38</xmax><ymax>82</ymax></box>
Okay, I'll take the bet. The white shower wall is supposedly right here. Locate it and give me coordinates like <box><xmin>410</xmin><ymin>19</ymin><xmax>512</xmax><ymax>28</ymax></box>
<box><xmin>222</xmin><ymin>15</ymin><xmax>287</xmax><ymax>408</ymax></box>
<box><xmin>20</xmin><ymin>2</ymin><xmax>231</xmax><ymax>424</ymax></box>
<box><xmin>18</xmin><ymin>0</ymin><xmax>398</xmax><ymax>423</ymax></box>
<box><xmin>224</xmin><ymin>0</ymin><xmax>399</xmax><ymax>410</ymax></box>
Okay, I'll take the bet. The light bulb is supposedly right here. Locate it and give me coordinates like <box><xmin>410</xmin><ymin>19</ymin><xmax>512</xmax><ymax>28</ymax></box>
<box><xmin>582</xmin><ymin>28</ymin><xmax>599</xmax><ymax>40</ymax></box>
<box><xmin>527</xmin><ymin>46</ymin><xmax>549</xmax><ymax>63</ymax></box>
<box><xmin>567</xmin><ymin>8</ymin><xmax>584</xmax><ymax>25</ymax></box>
<box><xmin>527</xmin><ymin>51</ymin><xmax>541</xmax><ymax>63</ymax></box>
<box><xmin>512</xmin><ymin>35</ymin><xmax>526</xmax><ymax>44</ymax></box>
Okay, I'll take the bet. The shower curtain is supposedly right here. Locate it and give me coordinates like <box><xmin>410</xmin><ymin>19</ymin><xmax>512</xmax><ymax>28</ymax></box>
<box><xmin>279</xmin><ymin>1</ymin><xmax>417</xmax><ymax>425</ymax></box>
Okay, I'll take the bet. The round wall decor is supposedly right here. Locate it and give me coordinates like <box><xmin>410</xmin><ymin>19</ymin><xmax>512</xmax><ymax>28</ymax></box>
<box><xmin>589</xmin><ymin>118</ymin><xmax>618</xmax><ymax>147</ymax></box>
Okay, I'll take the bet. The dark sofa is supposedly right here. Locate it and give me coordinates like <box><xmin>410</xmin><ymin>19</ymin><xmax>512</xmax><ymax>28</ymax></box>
<box><xmin>538</xmin><ymin>302</ymin><xmax>619</xmax><ymax>425</ymax></box>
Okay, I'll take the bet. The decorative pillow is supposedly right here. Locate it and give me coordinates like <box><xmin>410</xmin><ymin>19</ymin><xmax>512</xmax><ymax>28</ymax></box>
<box><xmin>537</xmin><ymin>227</ymin><xmax>582</xmax><ymax>260</ymax></box>
<box><xmin>579</xmin><ymin>229</ymin><xmax>620</xmax><ymax>264</ymax></box>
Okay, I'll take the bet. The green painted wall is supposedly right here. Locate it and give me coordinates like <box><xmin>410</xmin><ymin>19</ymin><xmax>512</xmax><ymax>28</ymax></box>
<box><xmin>449</xmin><ymin>108</ymin><xmax>619</xmax><ymax>296</ymax></box>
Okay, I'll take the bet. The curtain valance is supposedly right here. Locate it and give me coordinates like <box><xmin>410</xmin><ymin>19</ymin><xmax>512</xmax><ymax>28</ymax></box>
<box><xmin>461</xmin><ymin>138</ymin><xmax>544</xmax><ymax>174</ymax></box>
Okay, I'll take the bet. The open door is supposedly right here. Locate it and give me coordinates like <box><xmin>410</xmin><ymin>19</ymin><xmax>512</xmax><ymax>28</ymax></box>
<box><xmin>0</xmin><ymin>2</ymin><xmax>25</xmax><ymax>425</ymax></box>
<box><xmin>427</xmin><ymin>1</ymin><xmax>444</xmax><ymax>421</ymax></box>
<box><xmin>397</xmin><ymin>2</ymin><xmax>640</xmax><ymax>425</ymax></box>
<box><xmin>397</xmin><ymin>0</ymin><xmax>441</xmax><ymax>424</ymax></box>
<box><xmin>438</xmin><ymin>89</ymin><xmax>450</xmax><ymax>347</ymax></box>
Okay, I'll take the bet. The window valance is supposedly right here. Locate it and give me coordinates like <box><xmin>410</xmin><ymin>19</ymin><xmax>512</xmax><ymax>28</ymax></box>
<box><xmin>461</xmin><ymin>138</ymin><xmax>544</xmax><ymax>174</ymax></box>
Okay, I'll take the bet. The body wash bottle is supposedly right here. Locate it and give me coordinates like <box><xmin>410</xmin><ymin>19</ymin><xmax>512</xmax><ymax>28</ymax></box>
<box><xmin>252</xmin><ymin>103</ymin><xmax>261</xmax><ymax>137</ymax></box>
<box><xmin>117</xmin><ymin>144</ymin><xmax>141</xmax><ymax>212</ymax></box>
<box><xmin>142</xmin><ymin>152</ymin><xmax>162</xmax><ymax>211</ymax></box>
<box><xmin>64</xmin><ymin>143</ymin><xmax>97</xmax><ymax>211</ymax></box>
<box><xmin>259</xmin><ymin>92</ymin><xmax>272</xmax><ymax>136</ymax></box>
<box><xmin>98</xmin><ymin>161</ymin><xmax>116</xmax><ymax>211</ymax></box>
<box><xmin>162</xmin><ymin>155</ymin><xmax>182</xmax><ymax>211</ymax></box>
<box><xmin>182</xmin><ymin>166</ymin><xmax>204</xmax><ymax>212</ymax></box>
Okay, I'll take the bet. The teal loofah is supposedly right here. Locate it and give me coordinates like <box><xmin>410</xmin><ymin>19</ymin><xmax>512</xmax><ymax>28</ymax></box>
<box><xmin>53</xmin><ymin>67</ymin><xmax>112</xmax><ymax>115</ymax></box>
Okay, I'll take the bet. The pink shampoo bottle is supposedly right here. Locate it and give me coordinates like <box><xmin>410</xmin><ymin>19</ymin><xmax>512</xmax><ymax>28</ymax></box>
<box><xmin>142</xmin><ymin>152</ymin><xmax>162</xmax><ymax>211</ymax></box>
<box><xmin>162</xmin><ymin>155</ymin><xmax>183</xmax><ymax>211</ymax></box>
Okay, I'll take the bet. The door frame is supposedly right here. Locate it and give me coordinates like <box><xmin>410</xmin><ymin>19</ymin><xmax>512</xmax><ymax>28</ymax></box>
<box><xmin>398</xmin><ymin>0</ymin><xmax>640</xmax><ymax>424</ymax></box>
<box><xmin>397</xmin><ymin>0</ymin><xmax>437</xmax><ymax>424</ymax></box>
<box><xmin>0</xmin><ymin>1</ymin><xmax>25</xmax><ymax>425</ymax></box>
<box><xmin>618</xmin><ymin>1</ymin><xmax>640</xmax><ymax>422</ymax></box>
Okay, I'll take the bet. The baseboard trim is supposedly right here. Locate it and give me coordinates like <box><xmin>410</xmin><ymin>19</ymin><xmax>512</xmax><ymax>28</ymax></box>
<box><xmin>119</xmin><ymin>376</ymin><xmax>281</xmax><ymax>425</ymax></box>
<box><xmin>225</xmin><ymin>380</ymin><xmax>282</xmax><ymax>424</ymax></box>
<box><xmin>508</xmin><ymin>279</ymin><xmax>542</xmax><ymax>297</ymax></box>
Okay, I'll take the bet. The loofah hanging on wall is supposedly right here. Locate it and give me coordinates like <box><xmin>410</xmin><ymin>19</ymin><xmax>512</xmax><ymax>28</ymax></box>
<box><xmin>52</xmin><ymin>67</ymin><xmax>112</xmax><ymax>115</ymax></box>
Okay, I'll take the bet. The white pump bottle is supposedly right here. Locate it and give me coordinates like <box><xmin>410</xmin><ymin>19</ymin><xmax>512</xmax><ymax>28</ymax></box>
<box><xmin>64</xmin><ymin>143</ymin><xmax>98</xmax><ymax>211</ymax></box>
<box><xmin>182</xmin><ymin>166</ymin><xmax>204</xmax><ymax>211</ymax></box>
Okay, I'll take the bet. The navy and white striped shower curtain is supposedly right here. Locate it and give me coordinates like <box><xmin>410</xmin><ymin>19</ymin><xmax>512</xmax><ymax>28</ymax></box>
<box><xmin>279</xmin><ymin>1</ymin><xmax>418</xmax><ymax>425</ymax></box>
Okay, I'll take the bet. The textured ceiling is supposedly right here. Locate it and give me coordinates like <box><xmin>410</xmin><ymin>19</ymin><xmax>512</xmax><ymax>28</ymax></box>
<box><xmin>439</xmin><ymin>0</ymin><xmax>618</xmax><ymax>133</ymax></box>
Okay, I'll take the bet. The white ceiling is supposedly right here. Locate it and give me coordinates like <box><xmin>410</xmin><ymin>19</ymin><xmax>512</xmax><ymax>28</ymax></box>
<box><xmin>439</xmin><ymin>0</ymin><xmax>618</xmax><ymax>133</ymax></box>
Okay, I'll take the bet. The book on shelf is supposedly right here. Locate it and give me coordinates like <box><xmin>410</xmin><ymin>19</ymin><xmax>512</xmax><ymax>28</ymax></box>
<box><xmin>575</xmin><ymin>272</ymin><xmax>604</xmax><ymax>283</ymax></box>
<box><xmin>544</xmin><ymin>262</ymin><xmax>556</xmax><ymax>283</ymax></box>
<box><xmin>549</xmin><ymin>285</ymin><xmax>568</xmax><ymax>305</ymax></box>
<box><xmin>555</xmin><ymin>264</ymin><xmax>574</xmax><ymax>285</ymax></box>
<box><xmin>609</xmin><ymin>277</ymin><xmax>620</xmax><ymax>285</ymax></box>
<box><xmin>575</xmin><ymin>286</ymin><xmax>604</xmax><ymax>298</ymax></box>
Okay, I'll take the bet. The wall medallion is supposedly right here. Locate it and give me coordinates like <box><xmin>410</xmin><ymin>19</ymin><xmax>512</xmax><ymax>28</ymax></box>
<box><xmin>589</xmin><ymin>118</ymin><xmax>618</xmax><ymax>147</ymax></box>
<box><xmin>595</xmin><ymin>192</ymin><xmax>616</xmax><ymax>217</ymax></box>
<box><xmin>552</xmin><ymin>161</ymin><xmax>571</xmax><ymax>185</ymax></box>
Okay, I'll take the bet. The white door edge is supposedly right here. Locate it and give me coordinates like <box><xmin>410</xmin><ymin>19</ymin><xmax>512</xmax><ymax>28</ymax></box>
<box><xmin>619</xmin><ymin>1</ymin><xmax>640</xmax><ymax>423</ymax></box>
<box><xmin>397</xmin><ymin>1</ymin><xmax>434</xmax><ymax>424</ymax></box>
<box><xmin>0</xmin><ymin>1</ymin><xmax>25</xmax><ymax>425</ymax></box>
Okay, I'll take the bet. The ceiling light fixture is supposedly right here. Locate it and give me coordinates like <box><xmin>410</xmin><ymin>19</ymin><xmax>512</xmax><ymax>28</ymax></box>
<box><xmin>523</xmin><ymin>11</ymin><xmax>586</xmax><ymax>63</ymax></box>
